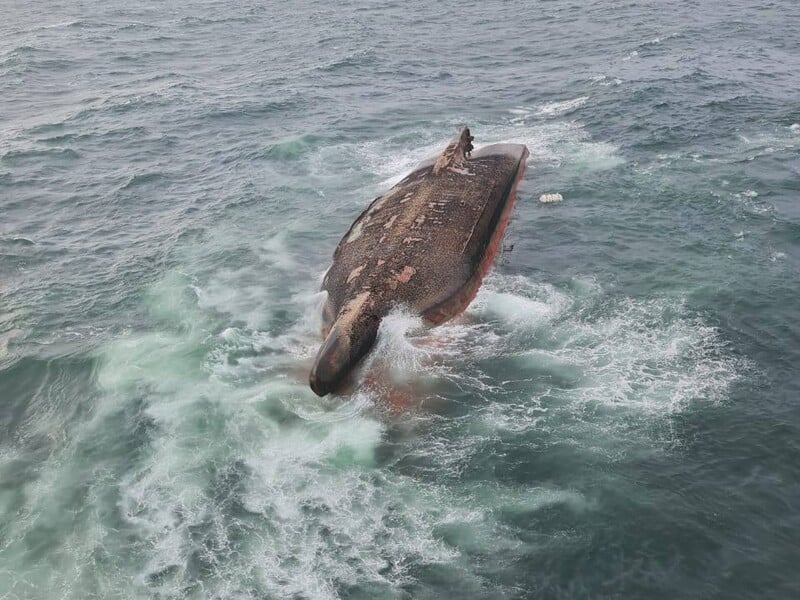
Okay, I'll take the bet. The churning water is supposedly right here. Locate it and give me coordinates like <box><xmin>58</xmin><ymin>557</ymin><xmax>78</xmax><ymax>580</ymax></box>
<box><xmin>1</xmin><ymin>1</ymin><xmax>799</xmax><ymax>598</ymax></box>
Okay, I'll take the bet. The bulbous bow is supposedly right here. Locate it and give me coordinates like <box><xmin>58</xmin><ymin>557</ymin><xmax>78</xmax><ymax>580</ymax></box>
<box><xmin>309</xmin><ymin>295</ymin><xmax>381</xmax><ymax>396</ymax></box>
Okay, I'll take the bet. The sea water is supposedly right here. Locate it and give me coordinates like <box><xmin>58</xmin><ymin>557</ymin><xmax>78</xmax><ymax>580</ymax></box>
<box><xmin>1</xmin><ymin>1</ymin><xmax>799</xmax><ymax>598</ymax></box>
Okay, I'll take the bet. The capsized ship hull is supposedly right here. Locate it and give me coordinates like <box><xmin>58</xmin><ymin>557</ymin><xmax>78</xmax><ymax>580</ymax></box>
<box><xmin>310</xmin><ymin>128</ymin><xmax>529</xmax><ymax>396</ymax></box>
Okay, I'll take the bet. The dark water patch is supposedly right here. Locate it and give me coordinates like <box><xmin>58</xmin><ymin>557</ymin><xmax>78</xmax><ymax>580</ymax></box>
<box><xmin>36</xmin><ymin>125</ymin><xmax>150</xmax><ymax>145</ymax></box>
<box><xmin>317</xmin><ymin>50</ymin><xmax>378</xmax><ymax>73</ymax></box>
<box><xmin>67</xmin><ymin>93</ymin><xmax>176</xmax><ymax>122</ymax></box>
<box><xmin>1</xmin><ymin>147</ymin><xmax>80</xmax><ymax>165</ymax></box>
<box><xmin>174</xmin><ymin>226</ymin><xmax>209</xmax><ymax>246</ymax></box>
<box><xmin>114</xmin><ymin>21</ymin><xmax>160</xmax><ymax>32</ymax></box>
<box><xmin>176</xmin><ymin>15</ymin><xmax>256</xmax><ymax>27</ymax></box>
<box><xmin>0</xmin><ymin>47</ymin><xmax>83</xmax><ymax>75</ymax></box>
<box><xmin>0</xmin><ymin>45</ymin><xmax>40</xmax><ymax>59</ymax></box>
<box><xmin>0</xmin><ymin>236</ymin><xmax>36</xmax><ymax>247</ymax></box>
<box><xmin>24</xmin><ymin>121</ymin><xmax>67</xmax><ymax>136</ymax></box>
<box><xmin>111</xmin><ymin>50</ymin><xmax>181</xmax><ymax>63</ymax></box>
<box><xmin>202</xmin><ymin>98</ymin><xmax>304</xmax><ymax>122</ymax></box>
<box><xmin>0</xmin><ymin>356</ymin><xmax>96</xmax><ymax>444</ymax></box>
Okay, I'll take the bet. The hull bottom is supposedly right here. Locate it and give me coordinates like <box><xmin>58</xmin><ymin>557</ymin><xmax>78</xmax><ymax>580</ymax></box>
<box><xmin>422</xmin><ymin>153</ymin><xmax>528</xmax><ymax>325</ymax></box>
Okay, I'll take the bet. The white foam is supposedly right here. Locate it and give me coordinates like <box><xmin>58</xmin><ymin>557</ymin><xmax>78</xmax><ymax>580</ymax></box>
<box><xmin>37</xmin><ymin>20</ymin><xmax>80</xmax><ymax>30</ymax></box>
<box><xmin>89</xmin><ymin>270</ymin><xmax>433</xmax><ymax>597</ymax></box>
<box><xmin>0</xmin><ymin>327</ymin><xmax>21</xmax><ymax>365</ymax></box>
<box><xmin>472</xmin><ymin>283</ymin><xmax>569</xmax><ymax>329</ymax></box>
<box><xmin>569</xmin><ymin>140</ymin><xmax>625</xmax><ymax>172</ymax></box>
<box><xmin>361</xmin><ymin>309</ymin><xmax>434</xmax><ymax>388</ymax></box>
<box><xmin>731</xmin><ymin>189</ymin><xmax>774</xmax><ymax>215</ymax></box>
<box><xmin>496</xmin><ymin>486</ymin><xmax>594</xmax><ymax>514</ymax></box>
<box><xmin>357</xmin><ymin>138</ymin><xmax>450</xmax><ymax>188</ymax></box>
<box><xmin>488</xmin><ymin>120</ymin><xmax>624</xmax><ymax>172</ymax></box>
<box><xmin>535</xmin><ymin>96</ymin><xmax>588</xmax><ymax>117</ymax></box>
<box><xmin>258</xmin><ymin>230</ymin><xmax>296</xmax><ymax>270</ymax></box>
<box><xmin>559</xmin><ymin>297</ymin><xmax>741</xmax><ymax>413</ymax></box>
<box><xmin>436</xmin><ymin>279</ymin><xmax>748</xmax><ymax>445</ymax></box>
<box><xmin>735</xmin><ymin>127</ymin><xmax>799</xmax><ymax>160</ymax></box>
<box><xmin>640</xmin><ymin>32</ymin><xmax>678</xmax><ymax>46</ymax></box>
<box><xmin>312</xmin><ymin>113</ymin><xmax>624</xmax><ymax>192</ymax></box>
<box><xmin>7</xmin><ymin>257</ymin><xmax>748</xmax><ymax>600</ymax></box>
<box><xmin>589</xmin><ymin>75</ymin><xmax>624</xmax><ymax>87</ymax></box>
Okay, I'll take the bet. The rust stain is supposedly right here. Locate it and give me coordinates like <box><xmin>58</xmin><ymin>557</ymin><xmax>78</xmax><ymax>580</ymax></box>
<box><xmin>396</xmin><ymin>266</ymin><xmax>416</xmax><ymax>283</ymax></box>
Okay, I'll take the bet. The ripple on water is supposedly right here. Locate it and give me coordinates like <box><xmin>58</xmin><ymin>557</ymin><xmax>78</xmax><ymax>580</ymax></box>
<box><xmin>2</xmin><ymin>1</ymin><xmax>795</xmax><ymax>595</ymax></box>
<box><xmin>0</xmin><ymin>147</ymin><xmax>81</xmax><ymax>165</ymax></box>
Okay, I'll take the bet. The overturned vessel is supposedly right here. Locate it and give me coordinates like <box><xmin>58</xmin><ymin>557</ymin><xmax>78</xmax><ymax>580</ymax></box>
<box><xmin>310</xmin><ymin>128</ymin><xmax>529</xmax><ymax>396</ymax></box>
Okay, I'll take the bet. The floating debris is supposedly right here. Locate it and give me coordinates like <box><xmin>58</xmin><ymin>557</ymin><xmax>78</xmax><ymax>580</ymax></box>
<box><xmin>539</xmin><ymin>193</ymin><xmax>563</xmax><ymax>203</ymax></box>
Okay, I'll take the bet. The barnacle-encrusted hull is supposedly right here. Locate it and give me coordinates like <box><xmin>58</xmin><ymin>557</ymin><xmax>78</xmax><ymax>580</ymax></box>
<box><xmin>310</xmin><ymin>129</ymin><xmax>529</xmax><ymax>396</ymax></box>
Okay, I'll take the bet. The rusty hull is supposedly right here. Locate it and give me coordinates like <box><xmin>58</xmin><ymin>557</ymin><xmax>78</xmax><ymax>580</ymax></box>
<box><xmin>309</xmin><ymin>128</ymin><xmax>529</xmax><ymax>396</ymax></box>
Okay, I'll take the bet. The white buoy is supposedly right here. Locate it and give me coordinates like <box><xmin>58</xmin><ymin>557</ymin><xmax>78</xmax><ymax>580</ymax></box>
<box><xmin>539</xmin><ymin>193</ymin><xmax>563</xmax><ymax>203</ymax></box>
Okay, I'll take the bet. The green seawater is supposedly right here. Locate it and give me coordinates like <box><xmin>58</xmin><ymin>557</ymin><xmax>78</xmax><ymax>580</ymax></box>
<box><xmin>1</xmin><ymin>1</ymin><xmax>799</xmax><ymax>598</ymax></box>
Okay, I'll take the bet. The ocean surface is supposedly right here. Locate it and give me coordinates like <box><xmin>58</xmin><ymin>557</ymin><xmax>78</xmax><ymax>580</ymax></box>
<box><xmin>1</xmin><ymin>1</ymin><xmax>799</xmax><ymax>598</ymax></box>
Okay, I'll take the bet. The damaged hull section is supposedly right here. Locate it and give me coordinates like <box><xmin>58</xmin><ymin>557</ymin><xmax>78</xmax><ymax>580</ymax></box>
<box><xmin>309</xmin><ymin>129</ymin><xmax>530</xmax><ymax>396</ymax></box>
